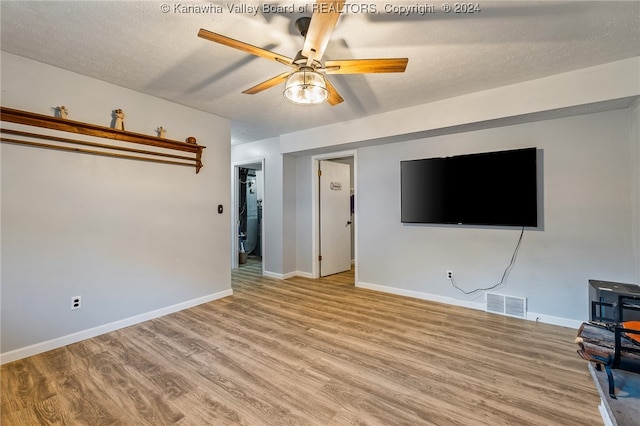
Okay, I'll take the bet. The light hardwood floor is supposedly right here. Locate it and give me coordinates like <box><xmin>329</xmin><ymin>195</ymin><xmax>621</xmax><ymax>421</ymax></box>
<box><xmin>2</xmin><ymin>259</ymin><xmax>601</xmax><ymax>425</ymax></box>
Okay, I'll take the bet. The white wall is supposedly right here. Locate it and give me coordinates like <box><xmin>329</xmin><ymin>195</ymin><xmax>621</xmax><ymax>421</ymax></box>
<box><xmin>356</xmin><ymin>109</ymin><xmax>635</xmax><ymax>324</ymax></box>
<box><xmin>1</xmin><ymin>52</ymin><xmax>231</xmax><ymax>361</ymax></box>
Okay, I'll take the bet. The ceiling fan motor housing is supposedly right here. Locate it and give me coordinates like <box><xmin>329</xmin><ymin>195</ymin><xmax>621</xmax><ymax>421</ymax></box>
<box><xmin>292</xmin><ymin>51</ymin><xmax>322</xmax><ymax>69</ymax></box>
<box><xmin>295</xmin><ymin>17</ymin><xmax>312</xmax><ymax>37</ymax></box>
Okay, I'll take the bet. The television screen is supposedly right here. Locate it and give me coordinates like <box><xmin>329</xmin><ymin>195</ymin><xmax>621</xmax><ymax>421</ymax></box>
<box><xmin>401</xmin><ymin>148</ymin><xmax>538</xmax><ymax>227</ymax></box>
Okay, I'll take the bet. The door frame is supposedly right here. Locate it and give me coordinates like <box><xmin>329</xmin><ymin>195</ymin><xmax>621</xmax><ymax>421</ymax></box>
<box><xmin>311</xmin><ymin>150</ymin><xmax>358</xmax><ymax>282</ymax></box>
<box><xmin>232</xmin><ymin>158</ymin><xmax>265</xmax><ymax>273</ymax></box>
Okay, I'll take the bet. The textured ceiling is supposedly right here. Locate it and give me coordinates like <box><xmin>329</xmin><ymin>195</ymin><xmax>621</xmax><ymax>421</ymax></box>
<box><xmin>1</xmin><ymin>1</ymin><xmax>639</xmax><ymax>144</ymax></box>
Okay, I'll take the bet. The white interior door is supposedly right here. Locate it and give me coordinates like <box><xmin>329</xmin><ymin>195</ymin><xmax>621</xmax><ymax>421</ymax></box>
<box><xmin>319</xmin><ymin>160</ymin><xmax>351</xmax><ymax>277</ymax></box>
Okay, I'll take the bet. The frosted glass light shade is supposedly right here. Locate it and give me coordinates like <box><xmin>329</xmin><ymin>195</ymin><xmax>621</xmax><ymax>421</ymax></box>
<box><xmin>283</xmin><ymin>69</ymin><xmax>328</xmax><ymax>105</ymax></box>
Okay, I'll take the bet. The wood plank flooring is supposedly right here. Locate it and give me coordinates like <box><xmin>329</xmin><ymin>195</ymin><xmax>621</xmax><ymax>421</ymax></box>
<box><xmin>1</xmin><ymin>258</ymin><xmax>601</xmax><ymax>425</ymax></box>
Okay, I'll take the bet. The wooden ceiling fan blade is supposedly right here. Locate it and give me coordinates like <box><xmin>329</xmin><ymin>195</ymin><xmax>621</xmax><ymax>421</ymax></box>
<box><xmin>325</xmin><ymin>58</ymin><xmax>408</xmax><ymax>74</ymax></box>
<box><xmin>242</xmin><ymin>72</ymin><xmax>291</xmax><ymax>95</ymax></box>
<box><xmin>198</xmin><ymin>29</ymin><xmax>292</xmax><ymax>64</ymax></box>
<box><xmin>325</xmin><ymin>78</ymin><xmax>344</xmax><ymax>106</ymax></box>
<box><xmin>302</xmin><ymin>0</ymin><xmax>345</xmax><ymax>62</ymax></box>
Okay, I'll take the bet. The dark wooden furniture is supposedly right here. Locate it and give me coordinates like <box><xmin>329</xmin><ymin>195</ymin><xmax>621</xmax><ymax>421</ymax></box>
<box><xmin>576</xmin><ymin>321</ymin><xmax>640</xmax><ymax>398</ymax></box>
<box><xmin>589</xmin><ymin>279</ymin><xmax>640</xmax><ymax>323</ymax></box>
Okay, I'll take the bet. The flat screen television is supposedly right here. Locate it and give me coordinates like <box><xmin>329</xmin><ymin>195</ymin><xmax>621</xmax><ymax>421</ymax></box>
<box><xmin>401</xmin><ymin>148</ymin><xmax>538</xmax><ymax>227</ymax></box>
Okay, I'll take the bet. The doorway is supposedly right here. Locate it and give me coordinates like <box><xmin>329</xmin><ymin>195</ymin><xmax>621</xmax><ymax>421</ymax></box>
<box><xmin>233</xmin><ymin>160</ymin><xmax>264</xmax><ymax>273</ymax></box>
<box><xmin>312</xmin><ymin>151</ymin><xmax>357</xmax><ymax>283</ymax></box>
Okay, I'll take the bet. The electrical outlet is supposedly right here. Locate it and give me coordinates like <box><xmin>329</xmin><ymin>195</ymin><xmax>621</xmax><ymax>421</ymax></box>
<box><xmin>447</xmin><ymin>270</ymin><xmax>453</xmax><ymax>280</ymax></box>
<box><xmin>71</xmin><ymin>296</ymin><xmax>81</xmax><ymax>310</ymax></box>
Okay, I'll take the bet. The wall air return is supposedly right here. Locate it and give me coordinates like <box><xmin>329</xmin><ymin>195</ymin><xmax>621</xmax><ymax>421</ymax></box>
<box><xmin>486</xmin><ymin>293</ymin><xmax>527</xmax><ymax>318</ymax></box>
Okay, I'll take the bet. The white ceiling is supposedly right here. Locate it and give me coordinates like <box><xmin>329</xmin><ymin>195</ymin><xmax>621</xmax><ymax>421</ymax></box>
<box><xmin>1</xmin><ymin>1</ymin><xmax>639</xmax><ymax>144</ymax></box>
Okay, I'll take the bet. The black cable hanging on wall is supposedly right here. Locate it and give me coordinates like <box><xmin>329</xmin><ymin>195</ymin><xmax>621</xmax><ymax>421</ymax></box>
<box><xmin>450</xmin><ymin>226</ymin><xmax>526</xmax><ymax>295</ymax></box>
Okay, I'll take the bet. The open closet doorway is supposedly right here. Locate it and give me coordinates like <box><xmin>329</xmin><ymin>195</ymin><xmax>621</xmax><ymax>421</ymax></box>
<box><xmin>312</xmin><ymin>151</ymin><xmax>357</xmax><ymax>284</ymax></box>
<box><xmin>233</xmin><ymin>160</ymin><xmax>265</xmax><ymax>273</ymax></box>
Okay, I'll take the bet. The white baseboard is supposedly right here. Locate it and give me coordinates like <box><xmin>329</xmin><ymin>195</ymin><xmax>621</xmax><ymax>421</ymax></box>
<box><xmin>588</xmin><ymin>363</ymin><xmax>615</xmax><ymax>426</ymax></box>
<box><xmin>357</xmin><ymin>281</ymin><xmax>582</xmax><ymax>329</ymax></box>
<box><xmin>263</xmin><ymin>270</ymin><xmax>287</xmax><ymax>279</ymax></box>
<box><xmin>0</xmin><ymin>289</ymin><xmax>233</xmax><ymax>365</ymax></box>
<box><xmin>263</xmin><ymin>270</ymin><xmax>313</xmax><ymax>279</ymax></box>
<box><xmin>357</xmin><ymin>281</ymin><xmax>484</xmax><ymax>311</ymax></box>
<box><xmin>526</xmin><ymin>312</ymin><xmax>582</xmax><ymax>329</ymax></box>
<box><xmin>599</xmin><ymin>401</ymin><xmax>615</xmax><ymax>426</ymax></box>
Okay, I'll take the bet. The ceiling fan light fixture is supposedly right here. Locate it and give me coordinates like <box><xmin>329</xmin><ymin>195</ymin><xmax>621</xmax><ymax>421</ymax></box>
<box><xmin>283</xmin><ymin>68</ymin><xmax>328</xmax><ymax>105</ymax></box>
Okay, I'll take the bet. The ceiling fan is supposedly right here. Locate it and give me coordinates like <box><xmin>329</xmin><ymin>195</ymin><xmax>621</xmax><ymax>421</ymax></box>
<box><xmin>198</xmin><ymin>0</ymin><xmax>408</xmax><ymax>105</ymax></box>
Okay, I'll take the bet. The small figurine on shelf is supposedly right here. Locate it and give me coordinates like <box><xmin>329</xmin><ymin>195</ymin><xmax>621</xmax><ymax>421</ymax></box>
<box><xmin>59</xmin><ymin>106</ymin><xmax>69</xmax><ymax>119</ymax></box>
<box><xmin>156</xmin><ymin>126</ymin><xmax>166</xmax><ymax>138</ymax></box>
<box><xmin>113</xmin><ymin>109</ymin><xmax>125</xmax><ymax>130</ymax></box>
<box><xmin>53</xmin><ymin>105</ymin><xmax>69</xmax><ymax>119</ymax></box>
<box><xmin>186</xmin><ymin>136</ymin><xmax>197</xmax><ymax>145</ymax></box>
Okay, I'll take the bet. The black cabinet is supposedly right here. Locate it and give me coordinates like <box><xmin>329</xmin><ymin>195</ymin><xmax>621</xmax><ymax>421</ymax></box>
<box><xmin>589</xmin><ymin>279</ymin><xmax>640</xmax><ymax>322</ymax></box>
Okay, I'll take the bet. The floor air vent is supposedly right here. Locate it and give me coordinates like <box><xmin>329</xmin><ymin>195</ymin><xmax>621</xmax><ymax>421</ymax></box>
<box><xmin>486</xmin><ymin>293</ymin><xmax>527</xmax><ymax>318</ymax></box>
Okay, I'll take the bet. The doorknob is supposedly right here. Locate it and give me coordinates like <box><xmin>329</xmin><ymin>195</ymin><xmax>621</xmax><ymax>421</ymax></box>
<box><xmin>346</xmin><ymin>221</ymin><xmax>352</xmax><ymax>226</ymax></box>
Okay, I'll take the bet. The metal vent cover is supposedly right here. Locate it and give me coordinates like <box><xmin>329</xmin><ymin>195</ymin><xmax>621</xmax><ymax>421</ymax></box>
<box><xmin>486</xmin><ymin>293</ymin><xmax>527</xmax><ymax>318</ymax></box>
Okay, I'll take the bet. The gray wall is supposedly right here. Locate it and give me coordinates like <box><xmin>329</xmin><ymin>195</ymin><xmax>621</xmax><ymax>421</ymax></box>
<box><xmin>295</xmin><ymin>156</ymin><xmax>314</xmax><ymax>274</ymax></box>
<box><xmin>356</xmin><ymin>109</ymin><xmax>635</xmax><ymax>323</ymax></box>
<box><xmin>282</xmin><ymin>155</ymin><xmax>298</xmax><ymax>274</ymax></box>
<box><xmin>231</xmin><ymin>138</ymin><xmax>288</xmax><ymax>276</ymax></box>
<box><xmin>280</xmin><ymin>108</ymin><xmax>637</xmax><ymax>323</ymax></box>
<box><xmin>1</xmin><ymin>52</ymin><xmax>231</xmax><ymax>357</ymax></box>
<box><xmin>632</xmin><ymin>100</ymin><xmax>640</xmax><ymax>281</ymax></box>
<box><xmin>233</xmin><ymin>59</ymin><xmax>640</xmax><ymax>326</ymax></box>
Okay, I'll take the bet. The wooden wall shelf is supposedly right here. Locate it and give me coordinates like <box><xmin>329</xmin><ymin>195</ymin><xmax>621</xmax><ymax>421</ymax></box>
<box><xmin>0</xmin><ymin>106</ymin><xmax>205</xmax><ymax>173</ymax></box>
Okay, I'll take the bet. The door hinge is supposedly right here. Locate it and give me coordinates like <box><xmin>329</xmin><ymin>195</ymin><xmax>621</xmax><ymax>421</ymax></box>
<box><xmin>318</xmin><ymin>169</ymin><xmax>322</xmax><ymax>176</ymax></box>
<box><xmin>319</xmin><ymin>255</ymin><xmax>322</xmax><ymax>261</ymax></box>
